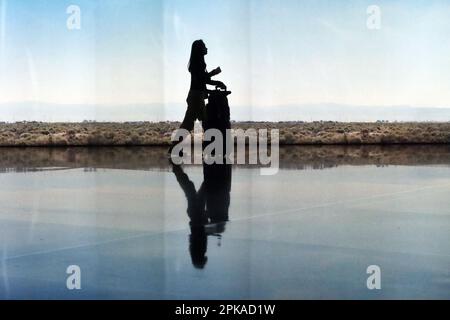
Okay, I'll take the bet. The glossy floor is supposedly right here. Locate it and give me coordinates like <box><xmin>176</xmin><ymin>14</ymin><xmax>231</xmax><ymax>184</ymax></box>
<box><xmin>0</xmin><ymin>146</ymin><xmax>449</xmax><ymax>299</ymax></box>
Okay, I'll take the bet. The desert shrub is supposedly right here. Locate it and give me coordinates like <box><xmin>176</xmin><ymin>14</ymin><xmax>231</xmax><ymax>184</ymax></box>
<box><xmin>283</xmin><ymin>132</ymin><xmax>295</xmax><ymax>144</ymax></box>
<box><xmin>87</xmin><ymin>134</ymin><xmax>102</xmax><ymax>145</ymax></box>
<box><xmin>130</xmin><ymin>134</ymin><xmax>141</xmax><ymax>145</ymax></box>
<box><xmin>104</xmin><ymin>132</ymin><xmax>115</xmax><ymax>140</ymax></box>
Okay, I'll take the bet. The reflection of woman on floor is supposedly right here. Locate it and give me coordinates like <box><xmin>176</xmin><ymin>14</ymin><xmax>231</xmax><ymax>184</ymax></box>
<box><xmin>172</xmin><ymin>163</ymin><xmax>231</xmax><ymax>269</ymax></box>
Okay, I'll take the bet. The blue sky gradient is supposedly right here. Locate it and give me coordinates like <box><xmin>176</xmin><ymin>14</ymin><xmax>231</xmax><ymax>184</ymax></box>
<box><xmin>1</xmin><ymin>0</ymin><xmax>450</xmax><ymax>121</ymax></box>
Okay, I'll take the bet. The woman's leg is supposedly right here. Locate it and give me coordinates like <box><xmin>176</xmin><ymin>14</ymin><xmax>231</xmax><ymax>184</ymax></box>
<box><xmin>169</xmin><ymin>91</ymin><xmax>205</xmax><ymax>155</ymax></box>
<box><xmin>180</xmin><ymin>106</ymin><xmax>197</xmax><ymax>132</ymax></box>
<box><xmin>180</xmin><ymin>91</ymin><xmax>205</xmax><ymax>131</ymax></box>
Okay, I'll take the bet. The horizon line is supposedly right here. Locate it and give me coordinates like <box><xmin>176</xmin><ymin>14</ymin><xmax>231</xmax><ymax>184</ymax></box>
<box><xmin>1</xmin><ymin>101</ymin><xmax>450</xmax><ymax>109</ymax></box>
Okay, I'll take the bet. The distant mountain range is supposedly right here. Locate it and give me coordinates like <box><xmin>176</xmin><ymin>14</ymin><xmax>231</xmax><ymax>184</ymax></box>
<box><xmin>1</xmin><ymin>102</ymin><xmax>449</xmax><ymax>122</ymax></box>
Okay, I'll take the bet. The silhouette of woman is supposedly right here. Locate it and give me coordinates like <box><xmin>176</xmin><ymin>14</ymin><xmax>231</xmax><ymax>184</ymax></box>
<box><xmin>169</xmin><ymin>40</ymin><xmax>226</xmax><ymax>153</ymax></box>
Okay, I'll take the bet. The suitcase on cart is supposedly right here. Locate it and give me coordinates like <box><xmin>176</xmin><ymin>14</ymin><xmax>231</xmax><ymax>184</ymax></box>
<box><xmin>203</xmin><ymin>88</ymin><xmax>232</xmax><ymax>157</ymax></box>
<box><xmin>204</xmin><ymin>88</ymin><xmax>231</xmax><ymax>131</ymax></box>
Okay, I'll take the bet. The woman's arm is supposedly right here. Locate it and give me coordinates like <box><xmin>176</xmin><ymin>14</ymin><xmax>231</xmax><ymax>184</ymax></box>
<box><xmin>206</xmin><ymin>78</ymin><xmax>226</xmax><ymax>89</ymax></box>
<box><xmin>192</xmin><ymin>66</ymin><xmax>226</xmax><ymax>89</ymax></box>
<box><xmin>204</xmin><ymin>71</ymin><xmax>226</xmax><ymax>88</ymax></box>
<box><xmin>208</xmin><ymin>67</ymin><xmax>221</xmax><ymax>77</ymax></box>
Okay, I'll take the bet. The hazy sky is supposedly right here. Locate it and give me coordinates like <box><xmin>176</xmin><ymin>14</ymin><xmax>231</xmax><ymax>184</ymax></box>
<box><xmin>1</xmin><ymin>0</ymin><xmax>450</xmax><ymax>121</ymax></box>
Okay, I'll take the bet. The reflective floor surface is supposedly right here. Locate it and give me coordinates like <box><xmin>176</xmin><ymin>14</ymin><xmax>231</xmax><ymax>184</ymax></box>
<box><xmin>0</xmin><ymin>145</ymin><xmax>449</xmax><ymax>299</ymax></box>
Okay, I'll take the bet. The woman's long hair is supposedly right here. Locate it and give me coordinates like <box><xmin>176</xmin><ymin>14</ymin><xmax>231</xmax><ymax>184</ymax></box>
<box><xmin>188</xmin><ymin>40</ymin><xmax>206</xmax><ymax>72</ymax></box>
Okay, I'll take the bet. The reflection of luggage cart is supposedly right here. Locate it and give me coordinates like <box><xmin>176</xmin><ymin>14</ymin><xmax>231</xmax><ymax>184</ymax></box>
<box><xmin>203</xmin><ymin>87</ymin><xmax>232</xmax><ymax>156</ymax></box>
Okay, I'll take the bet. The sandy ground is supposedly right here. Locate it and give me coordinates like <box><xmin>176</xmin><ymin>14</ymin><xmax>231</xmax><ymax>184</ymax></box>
<box><xmin>0</xmin><ymin>121</ymin><xmax>449</xmax><ymax>146</ymax></box>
